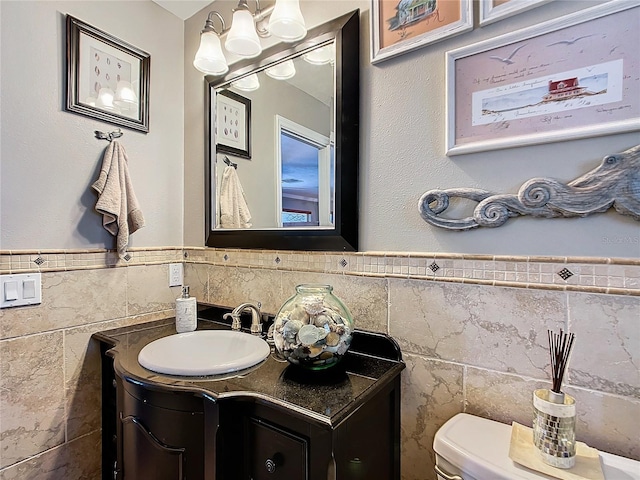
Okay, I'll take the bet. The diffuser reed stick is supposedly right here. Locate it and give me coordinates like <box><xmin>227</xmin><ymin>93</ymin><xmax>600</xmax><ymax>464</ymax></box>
<box><xmin>547</xmin><ymin>329</ymin><xmax>575</xmax><ymax>402</ymax></box>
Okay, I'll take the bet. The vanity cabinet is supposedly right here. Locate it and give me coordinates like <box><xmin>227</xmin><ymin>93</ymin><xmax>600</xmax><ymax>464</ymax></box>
<box><xmin>95</xmin><ymin>306</ymin><xmax>404</xmax><ymax>480</ymax></box>
<box><xmin>118</xmin><ymin>379</ymin><xmax>217</xmax><ymax>480</ymax></box>
<box><xmin>244</xmin><ymin>416</ymin><xmax>308</xmax><ymax>479</ymax></box>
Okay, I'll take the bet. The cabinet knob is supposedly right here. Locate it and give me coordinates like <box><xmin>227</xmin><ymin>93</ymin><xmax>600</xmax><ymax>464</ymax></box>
<box><xmin>264</xmin><ymin>453</ymin><xmax>283</xmax><ymax>474</ymax></box>
<box><xmin>265</xmin><ymin>458</ymin><xmax>276</xmax><ymax>473</ymax></box>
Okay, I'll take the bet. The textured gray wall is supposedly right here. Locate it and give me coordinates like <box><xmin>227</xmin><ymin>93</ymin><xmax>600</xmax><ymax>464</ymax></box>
<box><xmin>184</xmin><ymin>0</ymin><xmax>640</xmax><ymax>257</ymax></box>
<box><xmin>0</xmin><ymin>0</ymin><xmax>184</xmax><ymax>250</ymax></box>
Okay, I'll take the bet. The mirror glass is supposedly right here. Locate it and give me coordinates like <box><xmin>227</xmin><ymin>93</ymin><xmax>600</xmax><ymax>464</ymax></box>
<box><xmin>214</xmin><ymin>44</ymin><xmax>335</xmax><ymax>229</ymax></box>
<box><xmin>205</xmin><ymin>10</ymin><xmax>359</xmax><ymax>251</ymax></box>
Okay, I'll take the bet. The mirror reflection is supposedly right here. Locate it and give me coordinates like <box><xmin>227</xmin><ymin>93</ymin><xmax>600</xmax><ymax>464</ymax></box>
<box><xmin>212</xmin><ymin>40</ymin><xmax>335</xmax><ymax>230</ymax></box>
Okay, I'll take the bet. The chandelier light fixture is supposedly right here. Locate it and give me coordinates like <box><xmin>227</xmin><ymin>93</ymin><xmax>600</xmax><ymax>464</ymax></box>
<box><xmin>193</xmin><ymin>0</ymin><xmax>307</xmax><ymax>76</ymax></box>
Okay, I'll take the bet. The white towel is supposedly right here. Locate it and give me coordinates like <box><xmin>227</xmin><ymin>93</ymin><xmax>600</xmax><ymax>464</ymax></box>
<box><xmin>92</xmin><ymin>141</ymin><xmax>145</xmax><ymax>257</ymax></box>
<box><xmin>219</xmin><ymin>165</ymin><xmax>252</xmax><ymax>229</ymax></box>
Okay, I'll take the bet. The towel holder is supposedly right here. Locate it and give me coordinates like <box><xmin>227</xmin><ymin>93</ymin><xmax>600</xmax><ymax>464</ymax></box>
<box><xmin>95</xmin><ymin>128</ymin><xmax>123</xmax><ymax>142</ymax></box>
<box><xmin>222</xmin><ymin>155</ymin><xmax>237</xmax><ymax>169</ymax></box>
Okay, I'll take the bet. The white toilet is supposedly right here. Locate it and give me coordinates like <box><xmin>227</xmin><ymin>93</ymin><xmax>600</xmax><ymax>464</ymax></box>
<box><xmin>433</xmin><ymin>413</ymin><xmax>640</xmax><ymax>480</ymax></box>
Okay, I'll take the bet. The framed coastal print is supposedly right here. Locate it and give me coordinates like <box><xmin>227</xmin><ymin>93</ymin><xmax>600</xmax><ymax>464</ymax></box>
<box><xmin>66</xmin><ymin>15</ymin><xmax>150</xmax><ymax>133</ymax></box>
<box><xmin>479</xmin><ymin>0</ymin><xmax>552</xmax><ymax>26</ymax></box>
<box><xmin>370</xmin><ymin>0</ymin><xmax>472</xmax><ymax>64</ymax></box>
<box><xmin>215</xmin><ymin>90</ymin><xmax>251</xmax><ymax>159</ymax></box>
<box><xmin>446</xmin><ymin>2</ymin><xmax>640</xmax><ymax>156</ymax></box>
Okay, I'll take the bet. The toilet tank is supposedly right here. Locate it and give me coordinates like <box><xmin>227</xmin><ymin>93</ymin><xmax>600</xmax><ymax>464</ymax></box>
<box><xmin>433</xmin><ymin>413</ymin><xmax>640</xmax><ymax>480</ymax></box>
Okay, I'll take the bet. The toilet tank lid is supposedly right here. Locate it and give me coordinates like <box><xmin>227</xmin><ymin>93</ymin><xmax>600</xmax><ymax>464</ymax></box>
<box><xmin>433</xmin><ymin>413</ymin><xmax>640</xmax><ymax>480</ymax></box>
<box><xmin>433</xmin><ymin>413</ymin><xmax>538</xmax><ymax>480</ymax></box>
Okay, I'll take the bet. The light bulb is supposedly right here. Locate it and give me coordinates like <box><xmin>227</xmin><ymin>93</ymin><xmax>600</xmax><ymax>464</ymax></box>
<box><xmin>225</xmin><ymin>8</ymin><xmax>262</xmax><ymax>58</ymax></box>
<box><xmin>268</xmin><ymin>0</ymin><xmax>306</xmax><ymax>42</ymax></box>
<box><xmin>303</xmin><ymin>44</ymin><xmax>335</xmax><ymax>65</ymax></box>
<box><xmin>114</xmin><ymin>81</ymin><xmax>138</xmax><ymax>109</ymax></box>
<box><xmin>194</xmin><ymin>30</ymin><xmax>229</xmax><ymax>75</ymax></box>
<box><xmin>265</xmin><ymin>59</ymin><xmax>296</xmax><ymax>80</ymax></box>
<box><xmin>232</xmin><ymin>73</ymin><xmax>260</xmax><ymax>92</ymax></box>
<box><xmin>96</xmin><ymin>87</ymin><xmax>117</xmax><ymax>111</ymax></box>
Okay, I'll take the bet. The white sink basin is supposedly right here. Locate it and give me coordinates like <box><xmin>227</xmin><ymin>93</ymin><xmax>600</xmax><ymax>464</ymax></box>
<box><xmin>138</xmin><ymin>330</ymin><xmax>270</xmax><ymax>376</ymax></box>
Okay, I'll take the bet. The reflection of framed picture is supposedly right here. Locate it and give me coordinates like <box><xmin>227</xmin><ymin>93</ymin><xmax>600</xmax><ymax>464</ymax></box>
<box><xmin>479</xmin><ymin>0</ymin><xmax>552</xmax><ymax>26</ymax></box>
<box><xmin>370</xmin><ymin>0</ymin><xmax>472</xmax><ymax>64</ymax></box>
<box><xmin>446</xmin><ymin>2</ymin><xmax>640</xmax><ymax>156</ymax></box>
<box><xmin>215</xmin><ymin>90</ymin><xmax>251</xmax><ymax>159</ymax></box>
<box><xmin>66</xmin><ymin>15</ymin><xmax>150</xmax><ymax>133</ymax></box>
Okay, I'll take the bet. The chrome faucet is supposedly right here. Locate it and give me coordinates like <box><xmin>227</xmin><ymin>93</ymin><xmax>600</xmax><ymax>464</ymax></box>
<box><xmin>223</xmin><ymin>302</ymin><xmax>263</xmax><ymax>335</ymax></box>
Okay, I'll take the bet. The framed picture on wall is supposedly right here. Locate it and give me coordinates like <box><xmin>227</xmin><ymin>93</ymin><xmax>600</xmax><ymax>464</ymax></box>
<box><xmin>446</xmin><ymin>2</ymin><xmax>640</xmax><ymax>156</ymax></box>
<box><xmin>66</xmin><ymin>15</ymin><xmax>150</xmax><ymax>133</ymax></box>
<box><xmin>370</xmin><ymin>0</ymin><xmax>473</xmax><ymax>64</ymax></box>
<box><xmin>215</xmin><ymin>90</ymin><xmax>251</xmax><ymax>159</ymax></box>
<box><xmin>479</xmin><ymin>0</ymin><xmax>552</xmax><ymax>26</ymax></box>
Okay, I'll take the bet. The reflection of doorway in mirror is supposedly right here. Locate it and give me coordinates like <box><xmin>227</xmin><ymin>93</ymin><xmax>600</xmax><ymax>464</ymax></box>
<box><xmin>275</xmin><ymin>116</ymin><xmax>333</xmax><ymax>228</ymax></box>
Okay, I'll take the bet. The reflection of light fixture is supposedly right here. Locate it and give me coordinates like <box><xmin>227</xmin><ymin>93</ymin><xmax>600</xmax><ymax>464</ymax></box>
<box><xmin>96</xmin><ymin>87</ymin><xmax>118</xmax><ymax>111</ymax></box>
<box><xmin>193</xmin><ymin>12</ymin><xmax>229</xmax><ymax>76</ymax></box>
<box><xmin>303</xmin><ymin>43</ymin><xmax>335</xmax><ymax>65</ymax></box>
<box><xmin>114</xmin><ymin>81</ymin><xmax>138</xmax><ymax>109</ymax></box>
<box><xmin>265</xmin><ymin>59</ymin><xmax>296</xmax><ymax>80</ymax></box>
<box><xmin>194</xmin><ymin>0</ymin><xmax>307</xmax><ymax>75</ymax></box>
<box><xmin>232</xmin><ymin>73</ymin><xmax>260</xmax><ymax>92</ymax></box>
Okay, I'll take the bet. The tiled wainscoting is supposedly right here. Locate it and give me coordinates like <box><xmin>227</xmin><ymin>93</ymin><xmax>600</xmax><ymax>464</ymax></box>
<box><xmin>0</xmin><ymin>247</ymin><xmax>638</xmax><ymax>480</ymax></box>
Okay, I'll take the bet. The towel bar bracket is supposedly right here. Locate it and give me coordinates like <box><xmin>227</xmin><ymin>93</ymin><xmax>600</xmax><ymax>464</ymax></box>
<box><xmin>222</xmin><ymin>155</ymin><xmax>237</xmax><ymax>169</ymax></box>
<box><xmin>95</xmin><ymin>128</ymin><xmax>123</xmax><ymax>142</ymax></box>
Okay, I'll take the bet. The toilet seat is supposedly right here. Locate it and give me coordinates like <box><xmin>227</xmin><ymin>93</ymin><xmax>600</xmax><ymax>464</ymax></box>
<box><xmin>433</xmin><ymin>413</ymin><xmax>640</xmax><ymax>480</ymax></box>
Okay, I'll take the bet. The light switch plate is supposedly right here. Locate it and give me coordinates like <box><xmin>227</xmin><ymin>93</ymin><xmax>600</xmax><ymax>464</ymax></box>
<box><xmin>1</xmin><ymin>273</ymin><xmax>42</xmax><ymax>308</ymax></box>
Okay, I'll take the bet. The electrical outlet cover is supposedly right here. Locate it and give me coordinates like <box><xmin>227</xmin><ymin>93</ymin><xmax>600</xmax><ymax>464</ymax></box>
<box><xmin>169</xmin><ymin>263</ymin><xmax>183</xmax><ymax>287</ymax></box>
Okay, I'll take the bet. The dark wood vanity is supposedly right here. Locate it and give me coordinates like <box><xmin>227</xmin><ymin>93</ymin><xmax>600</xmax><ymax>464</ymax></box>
<box><xmin>94</xmin><ymin>305</ymin><xmax>405</xmax><ymax>480</ymax></box>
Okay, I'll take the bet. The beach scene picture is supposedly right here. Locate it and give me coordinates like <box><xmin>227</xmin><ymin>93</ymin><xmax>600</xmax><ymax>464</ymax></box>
<box><xmin>473</xmin><ymin>60</ymin><xmax>621</xmax><ymax>126</ymax></box>
<box><xmin>452</xmin><ymin>5</ymin><xmax>639</xmax><ymax>146</ymax></box>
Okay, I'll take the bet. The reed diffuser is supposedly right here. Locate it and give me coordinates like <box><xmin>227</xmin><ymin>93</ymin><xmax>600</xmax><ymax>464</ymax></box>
<box><xmin>533</xmin><ymin>329</ymin><xmax>577</xmax><ymax>468</ymax></box>
<box><xmin>548</xmin><ymin>329</ymin><xmax>575</xmax><ymax>403</ymax></box>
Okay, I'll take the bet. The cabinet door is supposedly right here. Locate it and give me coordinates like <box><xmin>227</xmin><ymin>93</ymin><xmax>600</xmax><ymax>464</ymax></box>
<box><xmin>120</xmin><ymin>387</ymin><xmax>205</xmax><ymax>479</ymax></box>
<box><xmin>335</xmin><ymin>380</ymin><xmax>401</xmax><ymax>480</ymax></box>
<box><xmin>247</xmin><ymin>418</ymin><xmax>308</xmax><ymax>480</ymax></box>
<box><xmin>121</xmin><ymin>415</ymin><xmax>185</xmax><ymax>480</ymax></box>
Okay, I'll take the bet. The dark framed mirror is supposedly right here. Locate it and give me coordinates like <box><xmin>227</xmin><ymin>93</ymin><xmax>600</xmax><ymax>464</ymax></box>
<box><xmin>205</xmin><ymin>9</ymin><xmax>359</xmax><ymax>251</ymax></box>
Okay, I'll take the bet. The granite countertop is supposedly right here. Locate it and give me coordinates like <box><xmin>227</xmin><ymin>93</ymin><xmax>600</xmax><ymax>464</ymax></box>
<box><xmin>93</xmin><ymin>306</ymin><xmax>405</xmax><ymax>427</ymax></box>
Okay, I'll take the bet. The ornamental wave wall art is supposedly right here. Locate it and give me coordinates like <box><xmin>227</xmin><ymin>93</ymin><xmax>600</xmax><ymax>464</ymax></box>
<box><xmin>418</xmin><ymin>144</ymin><xmax>640</xmax><ymax>230</ymax></box>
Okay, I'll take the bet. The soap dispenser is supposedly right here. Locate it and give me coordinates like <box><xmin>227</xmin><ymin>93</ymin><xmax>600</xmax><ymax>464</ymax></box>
<box><xmin>175</xmin><ymin>286</ymin><xmax>197</xmax><ymax>333</ymax></box>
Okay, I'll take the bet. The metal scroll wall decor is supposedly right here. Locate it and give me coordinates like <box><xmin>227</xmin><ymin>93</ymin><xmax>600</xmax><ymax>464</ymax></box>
<box><xmin>418</xmin><ymin>144</ymin><xmax>640</xmax><ymax>230</ymax></box>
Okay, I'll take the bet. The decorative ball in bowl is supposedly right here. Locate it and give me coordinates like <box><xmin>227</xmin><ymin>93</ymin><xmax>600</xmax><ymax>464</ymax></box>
<box><xmin>273</xmin><ymin>284</ymin><xmax>354</xmax><ymax>370</ymax></box>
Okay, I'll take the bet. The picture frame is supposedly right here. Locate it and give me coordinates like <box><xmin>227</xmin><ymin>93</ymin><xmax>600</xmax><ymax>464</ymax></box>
<box><xmin>446</xmin><ymin>2</ymin><xmax>640</xmax><ymax>156</ymax></box>
<box><xmin>215</xmin><ymin>90</ymin><xmax>251</xmax><ymax>159</ymax></box>
<box><xmin>370</xmin><ymin>0</ymin><xmax>472</xmax><ymax>64</ymax></box>
<box><xmin>479</xmin><ymin>0</ymin><xmax>552</xmax><ymax>27</ymax></box>
<box><xmin>66</xmin><ymin>15</ymin><xmax>150</xmax><ymax>133</ymax></box>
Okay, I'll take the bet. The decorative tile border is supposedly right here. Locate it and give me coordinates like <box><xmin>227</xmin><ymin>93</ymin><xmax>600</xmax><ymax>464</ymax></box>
<box><xmin>1</xmin><ymin>247</ymin><xmax>638</xmax><ymax>295</ymax></box>
<box><xmin>0</xmin><ymin>247</ymin><xmax>183</xmax><ymax>273</ymax></box>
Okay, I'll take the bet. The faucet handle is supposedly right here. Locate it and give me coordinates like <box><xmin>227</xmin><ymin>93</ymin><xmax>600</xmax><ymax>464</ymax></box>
<box><xmin>223</xmin><ymin>312</ymin><xmax>242</xmax><ymax>331</ymax></box>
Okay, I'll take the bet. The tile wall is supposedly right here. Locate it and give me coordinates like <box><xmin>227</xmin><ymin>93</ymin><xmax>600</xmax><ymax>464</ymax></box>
<box><xmin>0</xmin><ymin>247</ymin><xmax>638</xmax><ymax>480</ymax></box>
<box><xmin>0</xmin><ymin>249</ymin><xmax>182</xmax><ymax>479</ymax></box>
